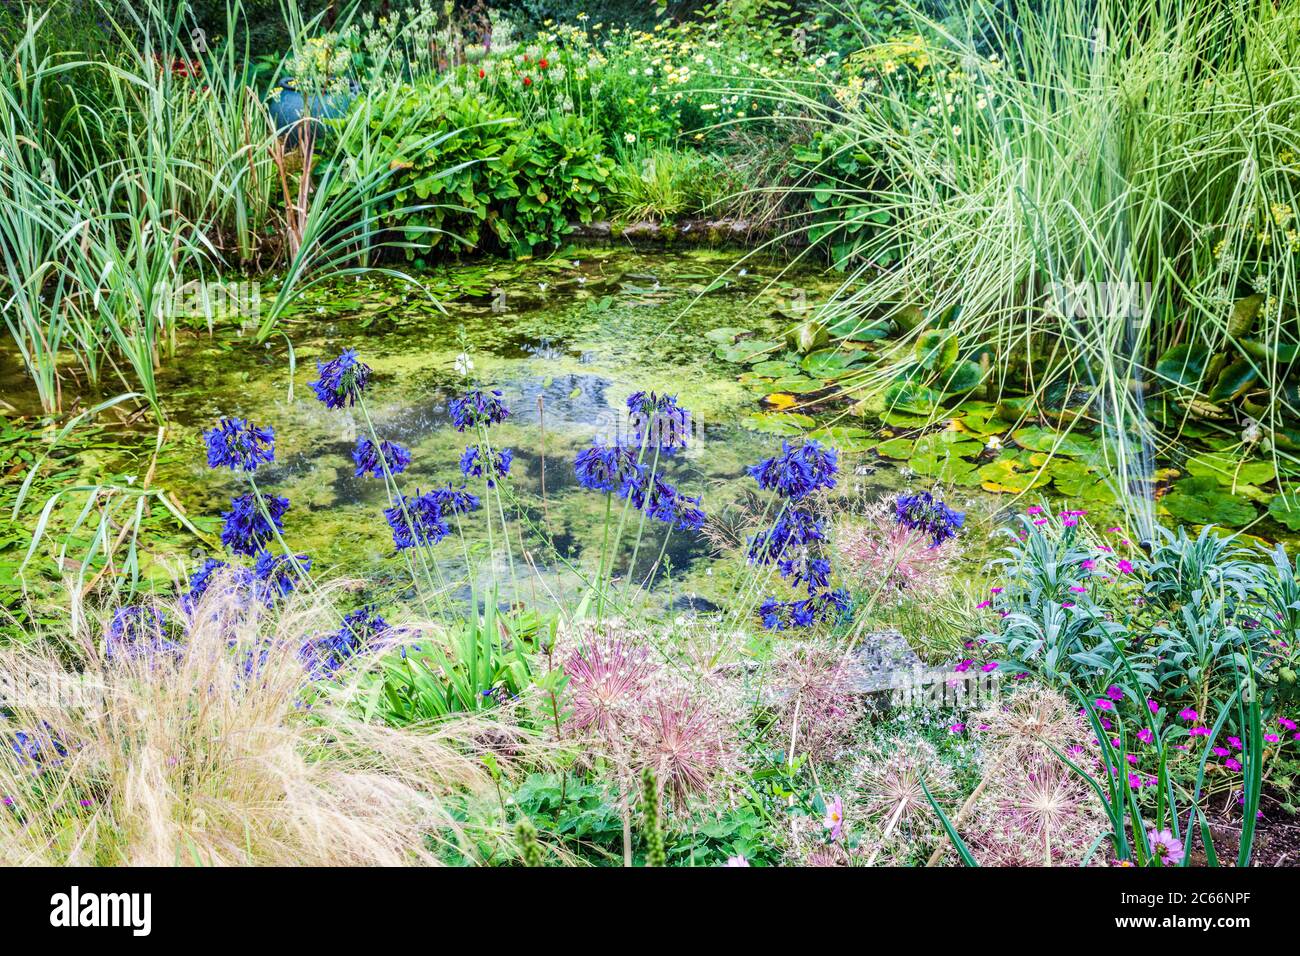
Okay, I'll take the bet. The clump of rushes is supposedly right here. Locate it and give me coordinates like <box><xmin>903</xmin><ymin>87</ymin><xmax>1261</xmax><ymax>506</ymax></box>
<box><xmin>310</xmin><ymin>349</ymin><xmax>372</xmax><ymax>409</ymax></box>
<box><xmin>640</xmin><ymin>768</ymin><xmax>667</xmax><ymax>867</ymax></box>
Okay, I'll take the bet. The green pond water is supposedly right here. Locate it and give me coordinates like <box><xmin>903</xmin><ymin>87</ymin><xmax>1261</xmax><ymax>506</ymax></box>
<box><xmin>5</xmin><ymin>245</ymin><xmax>1290</xmax><ymax>625</ymax></box>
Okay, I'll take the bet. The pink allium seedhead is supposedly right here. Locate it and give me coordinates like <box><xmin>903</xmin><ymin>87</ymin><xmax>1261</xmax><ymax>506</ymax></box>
<box><xmin>562</xmin><ymin>639</ymin><xmax>653</xmax><ymax>738</ymax></box>
<box><xmin>835</xmin><ymin>502</ymin><xmax>958</xmax><ymax>607</ymax></box>
<box><xmin>967</xmin><ymin>754</ymin><xmax>1108</xmax><ymax>867</ymax></box>
<box><xmin>641</xmin><ymin>691</ymin><xmax>734</xmax><ymax>807</ymax></box>
<box><xmin>765</xmin><ymin>643</ymin><xmax>865</xmax><ymax>764</ymax></box>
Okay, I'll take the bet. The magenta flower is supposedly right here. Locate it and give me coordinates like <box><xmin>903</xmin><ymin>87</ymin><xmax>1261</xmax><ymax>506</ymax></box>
<box><xmin>949</xmin><ymin>723</ymin><xmax>966</xmax><ymax>734</ymax></box>
<box><xmin>1228</xmin><ymin>736</ymin><xmax>1242</xmax><ymax>749</ymax></box>
<box><xmin>1146</xmin><ymin>699</ymin><xmax>1159</xmax><ymax>715</ymax></box>
<box><xmin>1026</xmin><ymin>506</ymin><xmax>1043</xmax><ymax>514</ymax></box>
<box><xmin>1189</xmin><ymin>727</ymin><xmax>1211</xmax><ymax>737</ymax></box>
<box><xmin>1265</xmin><ymin>733</ymin><xmax>1280</xmax><ymax>743</ymax></box>
<box><xmin>1095</xmin><ymin>699</ymin><xmax>1115</xmax><ymax>711</ymax></box>
<box><xmin>1148</xmin><ymin>828</ymin><xmax>1184</xmax><ymax>865</ymax></box>
<box><xmin>1117</xmin><ymin>559</ymin><xmax>1134</xmax><ymax>574</ymax></box>
<box><xmin>981</xmin><ymin>661</ymin><xmax>999</xmax><ymax>672</ymax></box>
<box><xmin>1224</xmin><ymin>757</ymin><xmax>1243</xmax><ymax>772</ymax></box>
<box><xmin>823</xmin><ymin>795</ymin><xmax>844</xmax><ymax>840</ymax></box>
<box><xmin>1137</xmin><ymin>728</ymin><xmax>1154</xmax><ymax>744</ymax></box>
<box><xmin>1070</xmin><ymin>584</ymin><xmax>1087</xmax><ymax>593</ymax></box>
<box><xmin>1178</xmin><ymin>707</ymin><xmax>1199</xmax><ymax>721</ymax></box>
<box><xmin>1280</xmin><ymin>717</ymin><xmax>1298</xmax><ymax>731</ymax></box>
<box><xmin>1105</xmin><ymin>685</ymin><xmax>1124</xmax><ymax>701</ymax></box>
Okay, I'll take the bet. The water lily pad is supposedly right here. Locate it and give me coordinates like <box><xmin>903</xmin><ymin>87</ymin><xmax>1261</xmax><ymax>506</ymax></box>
<box><xmin>1155</xmin><ymin>342</ymin><xmax>1210</xmax><ymax>388</ymax></box>
<box><xmin>1011</xmin><ymin>426</ymin><xmax>1099</xmax><ymax>458</ymax></box>
<box><xmin>752</xmin><ymin>360</ymin><xmax>802</xmax><ymax>378</ymax></box>
<box><xmin>874</xmin><ymin>437</ymin><xmax>915</xmax><ymax>459</ymax></box>
<box><xmin>801</xmin><ymin>349</ymin><xmax>865</xmax><ymax>378</ymax></box>
<box><xmin>828</xmin><ymin>316</ymin><xmax>890</xmax><ymax>342</ymax></box>
<box><xmin>1049</xmin><ymin>459</ymin><xmax>1113</xmax><ymax>500</ymax></box>
<box><xmin>808</xmin><ymin>426</ymin><xmax>874</xmax><ymax>451</ymax></box>
<box><xmin>716</xmin><ymin>340</ymin><xmax>780</xmax><ymax>363</ymax></box>
<box><xmin>769</xmin><ymin>376</ymin><xmax>826</xmax><ymax>394</ymax></box>
<box><xmin>743</xmin><ymin>411</ymin><xmax>814</xmax><ymax>435</ymax></box>
<box><xmin>977</xmin><ymin>454</ymin><xmax>1051</xmax><ymax>494</ymax></box>
<box><xmin>884</xmin><ymin>380</ymin><xmax>943</xmax><ymax>415</ymax></box>
<box><xmin>915</xmin><ymin>330</ymin><xmax>958</xmax><ymax>372</ymax></box>
<box><xmin>1269</xmin><ymin>489</ymin><xmax>1300</xmax><ymax>530</ymax></box>
<box><xmin>705</xmin><ymin>326</ymin><xmax>750</xmax><ymax>344</ymax></box>
<box><xmin>937</xmin><ymin>359</ymin><xmax>986</xmax><ymax>394</ymax></box>
<box><xmin>1162</xmin><ymin>477</ymin><xmax>1257</xmax><ymax>527</ymax></box>
<box><xmin>1184</xmin><ymin>452</ymin><xmax>1276</xmax><ymax>488</ymax></box>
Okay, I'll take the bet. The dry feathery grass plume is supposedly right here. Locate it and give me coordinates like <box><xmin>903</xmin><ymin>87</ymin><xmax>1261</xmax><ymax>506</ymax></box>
<box><xmin>0</xmin><ymin>577</ymin><xmax>528</xmax><ymax>866</ymax></box>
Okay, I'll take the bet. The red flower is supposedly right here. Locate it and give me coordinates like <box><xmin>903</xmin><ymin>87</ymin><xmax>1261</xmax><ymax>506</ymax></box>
<box><xmin>522</xmin><ymin>75</ymin><xmax>532</xmax><ymax>86</ymax></box>
<box><xmin>478</xmin><ymin>68</ymin><xmax>485</xmax><ymax>78</ymax></box>
<box><xmin>539</xmin><ymin>58</ymin><xmax>548</xmax><ymax>69</ymax></box>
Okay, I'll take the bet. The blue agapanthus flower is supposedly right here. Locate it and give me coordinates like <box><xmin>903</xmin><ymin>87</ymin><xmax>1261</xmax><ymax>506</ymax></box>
<box><xmin>460</xmin><ymin>446</ymin><xmax>513</xmax><ymax>487</ymax></box>
<box><xmin>310</xmin><ymin>349</ymin><xmax>372</xmax><ymax>409</ymax></box>
<box><xmin>301</xmin><ymin>606</ymin><xmax>389</xmax><ymax>679</ymax></box>
<box><xmin>758</xmin><ymin>586</ymin><xmax>850</xmax><ymax>631</ymax></box>
<box><xmin>182</xmin><ymin>557</ymin><xmax>229</xmax><ymax>612</ymax></box>
<box><xmin>895</xmin><ymin>491</ymin><xmax>964</xmax><ymax>546</ymax></box>
<box><xmin>10</xmin><ymin>726</ymin><xmax>68</xmax><ymax>768</ymax></box>
<box><xmin>220</xmin><ymin>493</ymin><xmax>290</xmax><ymax>556</ymax></box>
<box><xmin>449</xmin><ymin>388</ymin><xmax>509</xmax><ymax>431</ymax></box>
<box><xmin>574</xmin><ymin>440</ymin><xmax>638</xmax><ymax>494</ymax></box>
<box><xmin>107</xmin><ymin>606</ymin><xmax>175</xmax><ymax>661</ymax></box>
<box><xmin>627</xmin><ymin>391</ymin><xmax>690</xmax><ymax>452</ymax></box>
<box><xmin>383</xmin><ymin>485</ymin><xmax>481</xmax><ymax>550</ymax></box>
<box><xmin>777</xmin><ymin>554</ymin><xmax>831</xmax><ymax>594</ymax></box>
<box><xmin>204</xmin><ymin>417</ymin><xmax>275</xmax><ymax>472</ymax></box>
<box><xmin>747</xmin><ymin>507</ymin><xmax>826</xmax><ymax>565</ymax></box>
<box><xmin>252</xmin><ymin>550</ymin><xmax>312</xmax><ymax>603</ymax></box>
<box><xmin>353</xmin><ymin>437</ymin><xmax>411</xmax><ymax>478</ymax></box>
<box><xmin>622</xmin><ymin>469</ymin><xmax>706</xmax><ymax>531</ymax></box>
<box><xmin>748</xmin><ymin>440</ymin><xmax>838</xmax><ymax>501</ymax></box>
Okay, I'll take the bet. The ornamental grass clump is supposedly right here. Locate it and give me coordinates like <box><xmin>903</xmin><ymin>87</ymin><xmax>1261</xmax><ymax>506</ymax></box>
<box><xmin>0</xmin><ymin>583</ymin><xmax>521</xmax><ymax>866</ymax></box>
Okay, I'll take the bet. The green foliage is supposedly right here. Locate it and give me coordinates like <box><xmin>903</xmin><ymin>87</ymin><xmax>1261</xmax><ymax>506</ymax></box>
<box><xmin>357</xmin><ymin>84</ymin><xmax>612</xmax><ymax>257</ymax></box>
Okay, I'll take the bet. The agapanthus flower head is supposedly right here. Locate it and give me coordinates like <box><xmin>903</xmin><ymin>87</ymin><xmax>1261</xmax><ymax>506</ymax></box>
<box><xmin>107</xmin><ymin>606</ymin><xmax>175</xmax><ymax>661</ymax></box>
<box><xmin>310</xmin><ymin>349</ymin><xmax>371</xmax><ymax>409</ymax></box>
<box><xmin>776</xmin><ymin>554</ymin><xmax>831</xmax><ymax>595</ymax></box>
<box><xmin>573</xmin><ymin>440</ymin><xmax>637</xmax><ymax>494</ymax></box>
<box><xmin>252</xmin><ymin>550</ymin><xmax>311</xmax><ymax>603</ymax></box>
<box><xmin>449</xmin><ymin>388</ymin><xmax>509</xmax><ymax>431</ymax></box>
<box><xmin>220</xmin><ymin>493</ymin><xmax>289</xmax><ymax>556</ymax></box>
<box><xmin>894</xmin><ymin>491</ymin><xmax>964</xmax><ymax>546</ymax></box>
<box><xmin>353</xmin><ymin>437</ymin><xmax>411</xmax><ymax>478</ymax></box>
<box><xmin>460</xmin><ymin>445</ymin><xmax>513</xmax><ymax>487</ymax></box>
<box><xmin>622</xmin><ymin>468</ymin><xmax>706</xmax><ymax>531</ymax></box>
<box><xmin>748</xmin><ymin>440</ymin><xmax>838</xmax><ymax>501</ymax></box>
<box><xmin>182</xmin><ymin>557</ymin><xmax>229</xmax><ymax>612</ymax></box>
<box><xmin>383</xmin><ymin>485</ymin><xmax>480</xmax><ymax>550</ymax></box>
<box><xmin>301</xmin><ymin>606</ymin><xmax>388</xmax><ymax>679</ymax></box>
<box><xmin>9</xmin><ymin>726</ymin><xmax>68</xmax><ymax>769</ymax></box>
<box><xmin>747</xmin><ymin>507</ymin><xmax>826</xmax><ymax>566</ymax></box>
<box><xmin>626</xmin><ymin>390</ymin><xmax>690</xmax><ymax>452</ymax></box>
<box><xmin>203</xmin><ymin>417</ymin><xmax>275</xmax><ymax>471</ymax></box>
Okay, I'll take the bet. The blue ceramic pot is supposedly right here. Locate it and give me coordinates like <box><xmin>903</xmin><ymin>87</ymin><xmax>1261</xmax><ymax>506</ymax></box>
<box><xmin>268</xmin><ymin>78</ymin><xmax>356</xmax><ymax>142</ymax></box>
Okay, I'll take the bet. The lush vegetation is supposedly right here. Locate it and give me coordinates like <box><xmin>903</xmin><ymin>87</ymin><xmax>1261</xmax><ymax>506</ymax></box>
<box><xmin>3</xmin><ymin>0</ymin><xmax>1300</xmax><ymax>871</ymax></box>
